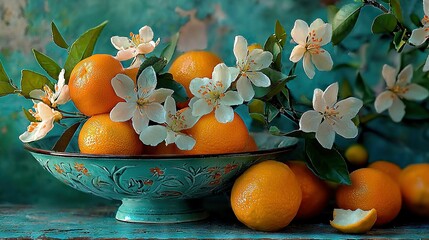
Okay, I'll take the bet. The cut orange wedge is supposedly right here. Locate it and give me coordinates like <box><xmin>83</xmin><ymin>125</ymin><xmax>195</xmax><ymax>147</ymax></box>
<box><xmin>330</xmin><ymin>208</ymin><xmax>377</xmax><ymax>234</ymax></box>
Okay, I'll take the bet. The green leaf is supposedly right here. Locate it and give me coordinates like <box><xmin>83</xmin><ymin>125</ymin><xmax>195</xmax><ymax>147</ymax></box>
<box><xmin>269</xmin><ymin>126</ymin><xmax>281</xmax><ymax>135</ymax></box>
<box><xmin>393</xmin><ymin>30</ymin><xmax>407</xmax><ymax>52</ymax></box>
<box><xmin>403</xmin><ymin>101</ymin><xmax>429</xmax><ymax>120</ymax></box>
<box><xmin>390</xmin><ymin>0</ymin><xmax>403</xmax><ymax>23</ymax></box>
<box><xmin>52</xmin><ymin>122</ymin><xmax>82</xmax><ymax>152</ymax></box>
<box><xmin>33</xmin><ymin>49</ymin><xmax>62</xmax><ymax>80</ymax></box>
<box><xmin>137</xmin><ymin>56</ymin><xmax>168</xmax><ymax>79</ymax></box>
<box><xmin>249</xmin><ymin>113</ymin><xmax>267</xmax><ymax>125</ymax></box>
<box><xmin>265</xmin><ymin>102</ymin><xmax>280</xmax><ymax>122</ymax></box>
<box><xmin>22</xmin><ymin>107</ymin><xmax>37</xmax><ymax>122</ymax></box>
<box><xmin>63</xmin><ymin>21</ymin><xmax>108</xmax><ymax>82</ymax></box>
<box><xmin>51</xmin><ymin>22</ymin><xmax>69</xmax><ymax>49</ymax></box>
<box><xmin>248</xmin><ymin>99</ymin><xmax>265</xmax><ymax>114</ymax></box>
<box><xmin>254</xmin><ymin>68</ymin><xmax>295</xmax><ymax>99</ymax></box>
<box><xmin>305</xmin><ymin>138</ymin><xmax>351</xmax><ymax>185</ymax></box>
<box><xmin>332</xmin><ymin>3</ymin><xmax>363</xmax><ymax>45</ymax></box>
<box><xmin>157</xmin><ymin>73</ymin><xmax>188</xmax><ymax>103</ymax></box>
<box><xmin>0</xmin><ymin>60</ymin><xmax>17</xmax><ymax>96</ymax></box>
<box><xmin>339</xmin><ymin>79</ymin><xmax>353</xmax><ymax>99</ymax></box>
<box><xmin>161</xmin><ymin>32</ymin><xmax>180</xmax><ymax>64</ymax></box>
<box><xmin>275</xmin><ymin>20</ymin><xmax>287</xmax><ymax>48</ymax></box>
<box><xmin>355</xmin><ymin>73</ymin><xmax>374</xmax><ymax>104</ymax></box>
<box><xmin>371</xmin><ymin>13</ymin><xmax>397</xmax><ymax>34</ymax></box>
<box><xmin>263</xmin><ymin>35</ymin><xmax>282</xmax><ymax>71</ymax></box>
<box><xmin>410</xmin><ymin>13</ymin><xmax>423</xmax><ymax>28</ymax></box>
<box><xmin>20</xmin><ymin>70</ymin><xmax>54</xmax><ymax>98</ymax></box>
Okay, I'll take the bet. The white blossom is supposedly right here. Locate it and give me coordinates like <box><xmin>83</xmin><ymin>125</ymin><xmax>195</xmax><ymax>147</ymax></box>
<box><xmin>29</xmin><ymin>69</ymin><xmax>70</xmax><ymax>107</ymax></box>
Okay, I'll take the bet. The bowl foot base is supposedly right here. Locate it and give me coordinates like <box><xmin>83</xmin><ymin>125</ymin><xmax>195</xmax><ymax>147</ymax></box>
<box><xmin>115</xmin><ymin>198</ymin><xmax>209</xmax><ymax>223</ymax></box>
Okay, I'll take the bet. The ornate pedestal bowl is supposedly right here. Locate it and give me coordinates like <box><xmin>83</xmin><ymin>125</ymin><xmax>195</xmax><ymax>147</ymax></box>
<box><xmin>24</xmin><ymin>132</ymin><xmax>297</xmax><ymax>223</ymax></box>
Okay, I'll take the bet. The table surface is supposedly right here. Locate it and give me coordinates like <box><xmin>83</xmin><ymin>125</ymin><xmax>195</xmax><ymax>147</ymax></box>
<box><xmin>1</xmin><ymin>203</ymin><xmax>429</xmax><ymax>240</ymax></box>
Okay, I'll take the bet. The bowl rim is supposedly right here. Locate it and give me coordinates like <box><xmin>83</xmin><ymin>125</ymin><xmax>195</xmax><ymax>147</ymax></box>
<box><xmin>24</xmin><ymin>136</ymin><xmax>297</xmax><ymax>160</ymax></box>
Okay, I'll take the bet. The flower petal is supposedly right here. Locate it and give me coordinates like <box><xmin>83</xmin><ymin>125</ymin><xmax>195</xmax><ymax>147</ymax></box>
<box><xmin>233</xmin><ymin>35</ymin><xmax>248</xmax><ymax>68</ymax></box>
<box><xmin>309</xmin><ymin>19</ymin><xmax>327</xmax><ymax>44</ymax></box>
<box><xmin>111</xmin><ymin>74</ymin><xmax>138</xmax><ymax>102</ymax></box>
<box><xmin>54</xmin><ymin>85</ymin><xmax>71</xmax><ymax>105</ymax></box>
<box><xmin>137</xmin><ymin>66</ymin><xmax>157</xmax><ymax>98</ymax></box>
<box><xmin>110</xmin><ymin>102</ymin><xmax>136</xmax><ymax>122</ymax></box>
<box><xmin>313</xmin><ymin>88</ymin><xmax>325</xmax><ymax>112</ymax></box>
<box><xmin>316</xmin><ymin>120</ymin><xmax>335</xmax><ymax>149</ymax></box>
<box><xmin>382</xmin><ymin>64</ymin><xmax>397</xmax><ymax>88</ymax></box>
<box><xmin>143</xmin><ymin>102</ymin><xmax>166</xmax><ymax>123</ymax></box>
<box><xmin>164</xmin><ymin>96</ymin><xmax>177</xmax><ymax>125</ymax></box>
<box><xmin>179</xmin><ymin>107</ymin><xmax>200</xmax><ymax>129</ymax></box>
<box><xmin>402</xmin><ymin>83</ymin><xmax>429</xmax><ymax>101</ymax></box>
<box><xmin>409</xmin><ymin>27</ymin><xmax>429</xmax><ymax>46</ymax></box>
<box><xmin>137</xmin><ymin>42</ymin><xmax>156</xmax><ymax>55</ymax></box>
<box><xmin>140</xmin><ymin>125</ymin><xmax>167</xmax><ymax>146</ymax></box>
<box><xmin>215</xmin><ymin>105</ymin><xmax>234</xmax><ymax>123</ymax></box>
<box><xmin>247</xmin><ymin>71</ymin><xmax>271</xmax><ymax>87</ymax></box>
<box><xmin>132</xmin><ymin>111</ymin><xmax>149</xmax><ymax>134</ymax></box>
<box><xmin>114</xmin><ymin>48</ymin><xmax>136</xmax><ymax>61</ymax></box>
<box><xmin>424</xmin><ymin>55</ymin><xmax>429</xmax><ymax>72</ymax></box>
<box><xmin>139</xmin><ymin>25</ymin><xmax>154</xmax><ymax>42</ymax></box>
<box><xmin>212</xmin><ymin>63</ymin><xmax>231</xmax><ymax>89</ymax></box>
<box><xmin>425</xmin><ymin>0</ymin><xmax>429</xmax><ymax>16</ymax></box>
<box><xmin>299</xmin><ymin>110</ymin><xmax>323</xmax><ymax>133</ymax></box>
<box><xmin>236</xmin><ymin>76</ymin><xmax>255</xmax><ymax>102</ymax></box>
<box><xmin>175</xmin><ymin>134</ymin><xmax>196</xmax><ymax>150</ymax></box>
<box><xmin>397</xmin><ymin>64</ymin><xmax>413</xmax><ymax>85</ymax></box>
<box><xmin>311</xmin><ymin>50</ymin><xmax>333</xmax><ymax>71</ymax></box>
<box><xmin>247</xmin><ymin>49</ymin><xmax>273</xmax><ymax>71</ymax></box>
<box><xmin>128</xmin><ymin>56</ymin><xmax>144</xmax><ymax>69</ymax></box>
<box><xmin>29</xmin><ymin>89</ymin><xmax>46</xmax><ymax>102</ymax></box>
<box><xmin>388</xmin><ymin>97</ymin><xmax>406</xmax><ymax>122</ymax></box>
<box><xmin>37</xmin><ymin>102</ymin><xmax>55</xmax><ymax>119</ymax></box>
<box><xmin>148</xmin><ymin>88</ymin><xmax>174</xmax><ymax>103</ymax></box>
<box><xmin>189</xmin><ymin>77</ymin><xmax>211</xmax><ymax>98</ymax></box>
<box><xmin>289</xmin><ymin>45</ymin><xmax>306</xmax><ymax>63</ymax></box>
<box><xmin>229</xmin><ymin>67</ymin><xmax>240</xmax><ymax>81</ymax></box>
<box><xmin>332</xmin><ymin>118</ymin><xmax>358</xmax><ymax>139</ymax></box>
<box><xmin>303</xmin><ymin>53</ymin><xmax>315</xmax><ymax>79</ymax></box>
<box><xmin>220</xmin><ymin>91</ymin><xmax>243</xmax><ymax>106</ymax></box>
<box><xmin>374</xmin><ymin>91</ymin><xmax>394</xmax><ymax>113</ymax></box>
<box><xmin>291</xmin><ymin>19</ymin><xmax>309</xmax><ymax>46</ymax></box>
<box><xmin>191</xmin><ymin>98</ymin><xmax>213</xmax><ymax>117</ymax></box>
<box><xmin>111</xmin><ymin>36</ymin><xmax>133</xmax><ymax>50</ymax></box>
<box><xmin>320</xmin><ymin>23</ymin><xmax>332</xmax><ymax>46</ymax></box>
<box><xmin>165</xmin><ymin>130</ymin><xmax>176</xmax><ymax>145</ymax></box>
<box><xmin>322</xmin><ymin>82</ymin><xmax>338</xmax><ymax>108</ymax></box>
<box><xmin>335</xmin><ymin>97</ymin><xmax>363</xmax><ymax>120</ymax></box>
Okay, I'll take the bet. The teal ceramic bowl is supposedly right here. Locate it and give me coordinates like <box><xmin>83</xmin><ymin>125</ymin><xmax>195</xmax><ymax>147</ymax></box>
<box><xmin>24</xmin><ymin>132</ymin><xmax>297</xmax><ymax>223</ymax></box>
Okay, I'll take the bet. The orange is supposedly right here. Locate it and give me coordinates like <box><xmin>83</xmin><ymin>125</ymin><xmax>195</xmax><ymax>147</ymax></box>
<box><xmin>368</xmin><ymin>160</ymin><xmax>401</xmax><ymax>183</ymax></box>
<box><xmin>244</xmin><ymin>134</ymin><xmax>258</xmax><ymax>152</ymax></box>
<box><xmin>336</xmin><ymin>168</ymin><xmax>402</xmax><ymax>226</ymax></box>
<box><xmin>345</xmin><ymin>144</ymin><xmax>368</xmax><ymax>166</ymax></box>
<box><xmin>399</xmin><ymin>163</ymin><xmax>429</xmax><ymax>216</ymax></box>
<box><xmin>247</xmin><ymin>43</ymin><xmax>262</xmax><ymax>52</ymax></box>
<box><xmin>78</xmin><ymin>114</ymin><xmax>143</xmax><ymax>155</ymax></box>
<box><xmin>330</xmin><ymin>208</ymin><xmax>377</xmax><ymax>234</ymax></box>
<box><xmin>122</xmin><ymin>67</ymin><xmax>139</xmax><ymax>83</ymax></box>
<box><xmin>180</xmin><ymin>112</ymin><xmax>249</xmax><ymax>155</ymax></box>
<box><xmin>69</xmin><ymin>54</ymin><xmax>124</xmax><ymax>116</ymax></box>
<box><xmin>288</xmin><ymin>161</ymin><xmax>330</xmax><ymax>220</ymax></box>
<box><xmin>169</xmin><ymin>51</ymin><xmax>222</xmax><ymax>108</ymax></box>
<box><xmin>231</xmin><ymin>160</ymin><xmax>302</xmax><ymax>231</ymax></box>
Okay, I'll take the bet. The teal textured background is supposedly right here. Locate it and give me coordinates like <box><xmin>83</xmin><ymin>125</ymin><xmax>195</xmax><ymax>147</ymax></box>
<box><xmin>0</xmin><ymin>0</ymin><xmax>427</xmax><ymax>205</ymax></box>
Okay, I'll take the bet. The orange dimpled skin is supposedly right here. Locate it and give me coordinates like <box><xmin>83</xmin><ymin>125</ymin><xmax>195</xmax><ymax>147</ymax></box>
<box><xmin>336</xmin><ymin>168</ymin><xmax>402</xmax><ymax>226</ymax></box>
<box><xmin>169</xmin><ymin>51</ymin><xmax>222</xmax><ymax>107</ymax></box>
<box><xmin>78</xmin><ymin>114</ymin><xmax>144</xmax><ymax>155</ymax></box>
<box><xmin>181</xmin><ymin>112</ymin><xmax>249</xmax><ymax>155</ymax></box>
<box><xmin>231</xmin><ymin>160</ymin><xmax>302</xmax><ymax>232</ymax></box>
<box><xmin>399</xmin><ymin>163</ymin><xmax>429</xmax><ymax>216</ymax></box>
<box><xmin>368</xmin><ymin>160</ymin><xmax>402</xmax><ymax>183</ymax></box>
<box><xmin>288</xmin><ymin>161</ymin><xmax>330</xmax><ymax>220</ymax></box>
<box><xmin>69</xmin><ymin>54</ymin><xmax>124</xmax><ymax>116</ymax></box>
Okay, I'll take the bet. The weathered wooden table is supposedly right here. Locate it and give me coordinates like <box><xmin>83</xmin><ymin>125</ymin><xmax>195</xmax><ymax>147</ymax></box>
<box><xmin>1</xmin><ymin>202</ymin><xmax>428</xmax><ymax>239</ymax></box>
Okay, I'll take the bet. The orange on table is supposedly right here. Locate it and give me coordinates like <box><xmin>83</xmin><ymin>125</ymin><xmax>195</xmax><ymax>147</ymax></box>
<box><xmin>336</xmin><ymin>168</ymin><xmax>402</xmax><ymax>226</ymax></box>
<box><xmin>180</xmin><ymin>112</ymin><xmax>249</xmax><ymax>155</ymax></box>
<box><xmin>78</xmin><ymin>114</ymin><xmax>144</xmax><ymax>155</ymax></box>
<box><xmin>169</xmin><ymin>51</ymin><xmax>222</xmax><ymax>108</ymax></box>
<box><xmin>231</xmin><ymin>160</ymin><xmax>302</xmax><ymax>232</ymax></box>
<box><xmin>368</xmin><ymin>160</ymin><xmax>401</xmax><ymax>183</ymax></box>
<box><xmin>399</xmin><ymin>163</ymin><xmax>429</xmax><ymax>216</ymax></box>
<box><xmin>287</xmin><ymin>161</ymin><xmax>330</xmax><ymax>220</ymax></box>
<box><xmin>330</xmin><ymin>208</ymin><xmax>377</xmax><ymax>234</ymax></box>
<box><xmin>69</xmin><ymin>54</ymin><xmax>124</xmax><ymax>116</ymax></box>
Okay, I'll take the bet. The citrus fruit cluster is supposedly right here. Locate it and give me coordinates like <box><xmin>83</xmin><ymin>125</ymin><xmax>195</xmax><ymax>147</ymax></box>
<box><xmin>229</xmin><ymin>144</ymin><xmax>429</xmax><ymax>233</ymax></box>
<box><xmin>69</xmin><ymin>51</ymin><xmax>257</xmax><ymax>156</ymax></box>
